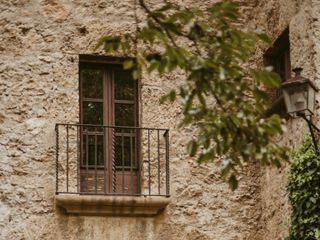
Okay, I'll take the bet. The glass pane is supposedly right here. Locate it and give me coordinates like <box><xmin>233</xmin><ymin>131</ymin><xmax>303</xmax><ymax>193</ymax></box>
<box><xmin>114</xmin><ymin>70</ymin><xmax>135</xmax><ymax>100</ymax></box>
<box><xmin>82</xmin><ymin>101</ymin><xmax>103</xmax><ymax>125</ymax></box>
<box><xmin>115</xmin><ymin>104</ymin><xmax>134</xmax><ymax>126</ymax></box>
<box><xmin>82</xmin><ymin>134</ymin><xmax>104</xmax><ymax>166</ymax></box>
<box><xmin>81</xmin><ymin>69</ymin><xmax>103</xmax><ymax>99</ymax></box>
<box><xmin>115</xmin><ymin>136</ymin><xmax>135</xmax><ymax>168</ymax></box>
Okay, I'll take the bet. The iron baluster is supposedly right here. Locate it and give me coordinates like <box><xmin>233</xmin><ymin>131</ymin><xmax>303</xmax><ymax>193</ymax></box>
<box><xmin>103</xmin><ymin>126</ymin><xmax>107</xmax><ymax>193</ymax></box>
<box><xmin>94</xmin><ymin>134</ymin><xmax>98</xmax><ymax>193</ymax></box>
<box><xmin>157</xmin><ymin>129</ymin><xmax>160</xmax><ymax>195</ymax></box>
<box><xmin>112</xmin><ymin>128</ymin><xmax>116</xmax><ymax>193</ymax></box>
<box><xmin>165</xmin><ymin>130</ymin><xmax>170</xmax><ymax>197</ymax></box>
<box><xmin>130</xmin><ymin>129</ymin><xmax>134</xmax><ymax>194</ymax></box>
<box><xmin>121</xmin><ymin>133</ymin><xmax>125</xmax><ymax>194</ymax></box>
<box><xmin>77</xmin><ymin>125</ymin><xmax>80</xmax><ymax>193</ymax></box>
<box><xmin>66</xmin><ymin>125</ymin><xmax>69</xmax><ymax>192</ymax></box>
<box><xmin>148</xmin><ymin>129</ymin><xmax>151</xmax><ymax>196</ymax></box>
<box><xmin>55</xmin><ymin>125</ymin><xmax>59</xmax><ymax>194</ymax></box>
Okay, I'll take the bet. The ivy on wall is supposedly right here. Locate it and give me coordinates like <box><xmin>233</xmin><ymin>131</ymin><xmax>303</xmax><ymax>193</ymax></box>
<box><xmin>287</xmin><ymin>136</ymin><xmax>320</xmax><ymax>240</ymax></box>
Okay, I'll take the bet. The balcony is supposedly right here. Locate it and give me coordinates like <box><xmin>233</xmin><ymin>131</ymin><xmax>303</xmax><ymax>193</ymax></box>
<box><xmin>54</xmin><ymin>123</ymin><xmax>170</xmax><ymax>216</ymax></box>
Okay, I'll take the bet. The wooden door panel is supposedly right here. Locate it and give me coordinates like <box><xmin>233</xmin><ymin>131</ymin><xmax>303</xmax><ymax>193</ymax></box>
<box><xmin>114</xmin><ymin>171</ymin><xmax>139</xmax><ymax>194</ymax></box>
<box><xmin>80</xmin><ymin>170</ymin><xmax>108</xmax><ymax>193</ymax></box>
<box><xmin>80</xmin><ymin>171</ymin><xmax>139</xmax><ymax>194</ymax></box>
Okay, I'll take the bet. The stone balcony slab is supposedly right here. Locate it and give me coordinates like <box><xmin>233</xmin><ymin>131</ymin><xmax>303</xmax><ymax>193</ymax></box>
<box><xmin>55</xmin><ymin>194</ymin><xmax>170</xmax><ymax>216</ymax></box>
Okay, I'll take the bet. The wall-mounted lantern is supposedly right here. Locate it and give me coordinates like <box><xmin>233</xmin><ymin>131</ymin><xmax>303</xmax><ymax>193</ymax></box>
<box><xmin>282</xmin><ymin>68</ymin><xmax>318</xmax><ymax>118</ymax></box>
<box><xmin>282</xmin><ymin>68</ymin><xmax>320</xmax><ymax>152</ymax></box>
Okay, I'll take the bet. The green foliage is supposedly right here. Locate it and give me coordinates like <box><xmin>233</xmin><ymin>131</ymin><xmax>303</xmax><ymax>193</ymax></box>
<box><xmin>96</xmin><ymin>0</ymin><xmax>289</xmax><ymax>189</ymax></box>
<box><xmin>287</xmin><ymin>136</ymin><xmax>320</xmax><ymax>240</ymax></box>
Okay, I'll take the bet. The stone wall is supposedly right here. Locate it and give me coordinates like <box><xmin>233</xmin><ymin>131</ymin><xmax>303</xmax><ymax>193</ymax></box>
<box><xmin>250</xmin><ymin>0</ymin><xmax>318</xmax><ymax>239</ymax></box>
<box><xmin>0</xmin><ymin>0</ymin><xmax>317</xmax><ymax>240</ymax></box>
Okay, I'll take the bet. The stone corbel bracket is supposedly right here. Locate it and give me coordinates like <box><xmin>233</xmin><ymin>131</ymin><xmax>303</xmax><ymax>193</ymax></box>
<box><xmin>55</xmin><ymin>194</ymin><xmax>170</xmax><ymax>216</ymax></box>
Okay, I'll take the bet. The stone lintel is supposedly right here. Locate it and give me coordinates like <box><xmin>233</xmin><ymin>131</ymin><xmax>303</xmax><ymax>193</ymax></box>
<box><xmin>55</xmin><ymin>194</ymin><xmax>170</xmax><ymax>216</ymax></box>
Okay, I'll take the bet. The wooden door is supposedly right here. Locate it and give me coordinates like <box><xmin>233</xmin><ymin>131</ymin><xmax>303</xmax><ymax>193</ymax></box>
<box><xmin>79</xmin><ymin>63</ymin><xmax>139</xmax><ymax>194</ymax></box>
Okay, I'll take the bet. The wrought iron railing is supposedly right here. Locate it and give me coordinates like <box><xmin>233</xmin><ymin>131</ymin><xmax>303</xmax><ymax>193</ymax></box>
<box><xmin>55</xmin><ymin>123</ymin><xmax>170</xmax><ymax>197</ymax></box>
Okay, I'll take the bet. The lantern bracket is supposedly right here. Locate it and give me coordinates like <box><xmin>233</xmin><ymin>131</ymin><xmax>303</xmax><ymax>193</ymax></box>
<box><xmin>299</xmin><ymin>114</ymin><xmax>320</xmax><ymax>153</ymax></box>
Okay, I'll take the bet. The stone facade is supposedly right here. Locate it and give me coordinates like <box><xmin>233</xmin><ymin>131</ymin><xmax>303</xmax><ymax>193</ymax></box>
<box><xmin>250</xmin><ymin>1</ymin><xmax>318</xmax><ymax>239</ymax></box>
<box><xmin>0</xmin><ymin>0</ymin><xmax>318</xmax><ymax>240</ymax></box>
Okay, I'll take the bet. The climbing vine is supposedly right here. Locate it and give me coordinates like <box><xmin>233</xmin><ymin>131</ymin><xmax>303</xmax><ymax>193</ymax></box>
<box><xmin>287</xmin><ymin>135</ymin><xmax>320</xmax><ymax>240</ymax></box>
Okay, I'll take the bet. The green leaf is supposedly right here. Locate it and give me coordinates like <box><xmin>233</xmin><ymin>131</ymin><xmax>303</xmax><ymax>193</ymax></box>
<box><xmin>133</xmin><ymin>68</ymin><xmax>141</xmax><ymax>80</ymax></box>
<box><xmin>256</xmin><ymin>31</ymin><xmax>272</xmax><ymax>45</ymax></box>
<box><xmin>268</xmin><ymin>72</ymin><xmax>282</xmax><ymax>86</ymax></box>
<box><xmin>221</xmin><ymin>159</ymin><xmax>231</xmax><ymax>177</ymax></box>
<box><xmin>187</xmin><ymin>140</ymin><xmax>198</xmax><ymax>157</ymax></box>
<box><xmin>123</xmin><ymin>60</ymin><xmax>134</xmax><ymax>69</ymax></box>
<box><xmin>158</xmin><ymin>58</ymin><xmax>168</xmax><ymax>74</ymax></box>
<box><xmin>251</xmin><ymin>69</ymin><xmax>281</xmax><ymax>88</ymax></box>
<box><xmin>95</xmin><ymin>36</ymin><xmax>109</xmax><ymax>50</ymax></box>
<box><xmin>178</xmin><ymin>115</ymin><xmax>192</xmax><ymax>128</ymax></box>
<box><xmin>253</xmin><ymin>88</ymin><xmax>270</xmax><ymax>101</ymax></box>
<box><xmin>148</xmin><ymin>61</ymin><xmax>160</xmax><ymax>73</ymax></box>
<box><xmin>228</xmin><ymin>175</ymin><xmax>238</xmax><ymax>191</ymax></box>
<box><xmin>160</xmin><ymin>90</ymin><xmax>177</xmax><ymax>104</ymax></box>
<box><xmin>198</xmin><ymin>149</ymin><xmax>214</xmax><ymax>163</ymax></box>
<box><xmin>157</xmin><ymin>3</ymin><xmax>174</xmax><ymax>12</ymax></box>
<box><xmin>168</xmin><ymin>90</ymin><xmax>176</xmax><ymax>102</ymax></box>
<box><xmin>310</xmin><ymin>196</ymin><xmax>316</xmax><ymax>204</ymax></box>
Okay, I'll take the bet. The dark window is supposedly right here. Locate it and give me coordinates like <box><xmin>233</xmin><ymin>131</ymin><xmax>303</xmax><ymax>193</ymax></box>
<box><xmin>264</xmin><ymin>28</ymin><xmax>291</xmax><ymax>115</ymax></box>
<box><xmin>79</xmin><ymin>55</ymin><xmax>139</xmax><ymax>193</ymax></box>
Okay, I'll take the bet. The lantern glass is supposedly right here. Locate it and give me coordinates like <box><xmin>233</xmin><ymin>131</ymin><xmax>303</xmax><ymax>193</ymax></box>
<box><xmin>308</xmin><ymin>83</ymin><xmax>316</xmax><ymax>114</ymax></box>
<box><xmin>282</xmin><ymin>81</ymin><xmax>316</xmax><ymax>118</ymax></box>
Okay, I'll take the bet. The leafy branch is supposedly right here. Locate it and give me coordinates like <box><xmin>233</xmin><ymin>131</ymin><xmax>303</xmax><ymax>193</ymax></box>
<box><xmin>96</xmin><ymin>0</ymin><xmax>289</xmax><ymax>190</ymax></box>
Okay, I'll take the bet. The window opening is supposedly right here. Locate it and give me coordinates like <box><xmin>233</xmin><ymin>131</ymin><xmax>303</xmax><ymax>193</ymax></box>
<box><xmin>264</xmin><ymin>28</ymin><xmax>291</xmax><ymax>115</ymax></box>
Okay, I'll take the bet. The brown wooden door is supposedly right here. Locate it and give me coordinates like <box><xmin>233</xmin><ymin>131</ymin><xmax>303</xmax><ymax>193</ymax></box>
<box><xmin>79</xmin><ymin>63</ymin><xmax>139</xmax><ymax>194</ymax></box>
